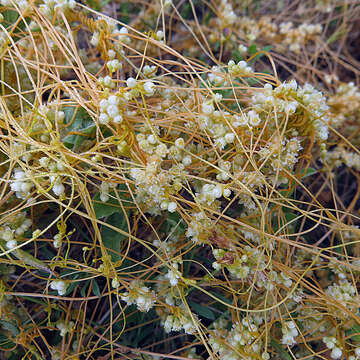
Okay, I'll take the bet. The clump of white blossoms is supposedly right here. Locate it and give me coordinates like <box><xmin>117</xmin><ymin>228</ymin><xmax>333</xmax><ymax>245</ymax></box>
<box><xmin>209</xmin><ymin>317</ymin><xmax>269</xmax><ymax>360</ymax></box>
<box><xmin>129</xmin><ymin>159</ymin><xmax>182</xmax><ymax>214</ymax></box>
<box><xmin>251</xmin><ymin>80</ymin><xmax>330</xmax><ymax>141</ymax></box>
<box><xmin>0</xmin><ymin>212</ymin><xmax>32</xmax><ymax>250</ymax></box>
<box><xmin>99</xmin><ymin>181</ymin><xmax>110</xmax><ymax>202</ymax></box>
<box><xmin>186</xmin><ymin>212</ymin><xmax>213</xmax><ymax>243</ymax></box>
<box><xmin>56</xmin><ymin>320</ymin><xmax>74</xmax><ymax>337</ymax></box>
<box><xmin>1</xmin><ymin>0</ymin><xmax>29</xmax><ymax>12</ymax></box>
<box><xmin>349</xmin><ymin>347</ymin><xmax>360</xmax><ymax>360</ymax></box>
<box><xmin>99</xmin><ymin>94</ymin><xmax>123</xmax><ymax>125</ymax></box>
<box><xmin>325</xmin><ymin>279</ymin><xmax>358</xmax><ymax>315</ymax></box>
<box><xmin>324</xmin><ymin>146</ymin><xmax>360</xmax><ymax>172</ymax></box>
<box><xmin>39</xmin><ymin>0</ymin><xmax>76</xmax><ymax>18</ymax></box>
<box><xmin>91</xmin><ymin>20</ymin><xmax>130</xmax><ymax>51</ymax></box>
<box><xmin>120</xmin><ymin>280</ymin><xmax>156</xmax><ymax>312</ymax></box>
<box><xmin>281</xmin><ymin>321</ymin><xmax>298</xmax><ymax>346</ymax></box>
<box><xmin>323</xmin><ymin>337</ymin><xmax>343</xmax><ymax>359</ymax></box>
<box><xmin>196</xmin><ymin>183</ymin><xmax>230</xmax><ymax>207</ymax></box>
<box><xmin>50</xmin><ymin>280</ymin><xmax>68</xmax><ymax>296</ymax></box>
<box><xmin>228</xmin><ymin>59</ymin><xmax>254</xmax><ymax>76</ymax></box>
<box><xmin>164</xmin><ymin>261</ymin><xmax>182</xmax><ymax>286</ymax></box>
<box><xmin>162</xmin><ymin>308</ymin><xmax>198</xmax><ymax>335</ymax></box>
<box><xmin>10</xmin><ymin>169</ymin><xmax>34</xmax><ymax>199</ymax></box>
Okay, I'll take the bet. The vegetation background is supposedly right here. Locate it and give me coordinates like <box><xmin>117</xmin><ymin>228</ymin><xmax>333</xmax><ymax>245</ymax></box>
<box><xmin>0</xmin><ymin>0</ymin><xmax>359</xmax><ymax>359</ymax></box>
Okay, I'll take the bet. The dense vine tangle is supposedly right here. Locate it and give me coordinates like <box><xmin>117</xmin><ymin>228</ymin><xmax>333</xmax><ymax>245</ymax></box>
<box><xmin>0</xmin><ymin>0</ymin><xmax>359</xmax><ymax>359</ymax></box>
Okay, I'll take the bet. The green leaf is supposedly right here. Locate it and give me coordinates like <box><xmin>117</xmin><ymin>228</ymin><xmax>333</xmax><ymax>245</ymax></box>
<box><xmin>284</xmin><ymin>211</ymin><xmax>297</xmax><ymax>223</ymax></box>
<box><xmin>0</xmin><ymin>320</ymin><xmax>20</xmax><ymax>337</ymax></box>
<box><xmin>93</xmin><ymin>184</ymin><xmax>132</xmax><ymax>219</ymax></box>
<box><xmin>209</xmin><ymin>291</ymin><xmax>232</xmax><ymax>305</ymax></box>
<box><xmin>300</xmin><ymin>167</ymin><xmax>317</xmax><ymax>179</ymax></box>
<box><xmin>188</xmin><ymin>301</ymin><xmax>215</xmax><ymax>320</ymax></box>
<box><xmin>92</xmin><ymin>279</ymin><xmax>102</xmax><ymax>298</ymax></box>
<box><xmin>101</xmin><ymin>213</ymin><xmax>128</xmax><ymax>262</ymax></box>
<box><xmin>14</xmin><ymin>248</ymin><xmax>53</xmax><ymax>275</ymax></box>
<box><xmin>327</xmin><ymin>28</ymin><xmax>346</xmax><ymax>44</ymax></box>
<box><xmin>0</xmin><ymin>334</ymin><xmax>15</xmax><ymax>349</ymax></box>
<box><xmin>270</xmin><ymin>338</ymin><xmax>292</xmax><ymax>360</ymax></box>
<box><xmin>261</xmin><ymin>45</ymin><xmax>272</xmax><ymax>52</ymax></box>
<box><xmin>248</xmin><ymin>44</ymin><xmax>257</xmax><ymax>55</ymax></box>
<box><xmin>231</xmin><ymin>48</ymin><xmax>244</xmax><ymax>62</ymax></box>
<box><xmin>93</xmin><ymin>192</ymin><xmax>126</xmax><ymax>219</ymax></box>
<box><xmin>61</xmin><ymin>106</ymin><xmax>96</xmax><ymax>151</ymax></box>
<box><xmin>345</xmin><ymin>323</ymin><xmax>360</xmax><ymax>341</ymax></box>
<box><xmin>1</xmin><ymin>10</ymin><xmax>19</xmax><ymax>26</ymax></box>
<box><xmin>80</xmin><ymin>280</ymin><xmax>90</xmax><ymax>297</ymax></box>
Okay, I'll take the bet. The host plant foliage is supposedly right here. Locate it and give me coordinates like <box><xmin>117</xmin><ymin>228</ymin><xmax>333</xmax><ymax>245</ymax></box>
<box><xmin>0</xmin><ymin>0</ymin><xmax>359</xmax><ymax>359</ymax></box>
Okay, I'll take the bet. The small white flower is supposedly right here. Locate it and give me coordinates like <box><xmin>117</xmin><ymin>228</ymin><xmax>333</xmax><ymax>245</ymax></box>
<box><xmin>126</xmin><ymin>77</ymin><xmax>137</xmax><ymax>88</ymax></box>
<box><xmin>50</xmin><ymin>280</ymin><xmax>67</xmax><ymax>296</ymax></box>
<box><xmin>330</xmin><ymin>347</ymin><xmax>342</xmax><ymax>359</ymax></box>
<box><xmin>112</xmin><ymin>278</ymin><xmax>120</xmax><ymax>289</ymax></box>
<box><xmin>53</xmin><ymin>182</ymin><xmax>65</xmax><ymax>196</ymax></box>
<box><xmin>167</xmin><ymin>202</ymin><xmax>177</xmax><ymax>213</ymax></box>
<box><xmin>6</xmin><ymin>240</ymin><xmax>17</xmax><ymax>250</ymax></box>
<box><xmin>175</xmin><ymin>138</ymin><xmax>184</xmax><ymax>148</ymax></box>
<box><xmin>143</xmin><ymin>81</ymin><xmax>155</xmax><ymax>96</ymax></box>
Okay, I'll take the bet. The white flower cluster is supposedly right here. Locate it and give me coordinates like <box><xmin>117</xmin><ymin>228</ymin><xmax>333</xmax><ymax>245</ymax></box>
<box><xmin>349</xmin><ymin>347</ymin><xmax>360</xmax><ymax>360</ymax></box>
<box><xmin>252</xmin><ymin>80</ymin><xmax>329</xmax><ymax>141</ymax></box>
<box><xmin>130</xmin><ymin>160</ymin><xmax>181</xmax><ymax>214</ymax></box>
<box><xmin>281</xmin><ymin>321</ymin><xmax>298</xmax><ymax>346</ymax></box>
<box><xmin>106</xmin><ymin>58</ymin><xmax>122</xmax><ymax>73</ymax></box>
<box><xmin>49</xmin><ymin>164</ymin><xmax>66</xmax><ymax>197</ymax></box>
<box><xmin>136</xmin><ymin>131</ymin><xmax>167</xmax><ymax>157</ymax></box>
<box><xmin>217</xmin><ymin>0</ymin><xmax>236</xmax><ymax>28</ymax></box>
<box><xmin>213</xmin><ymin>246</ymin><xmax>268</xmax><ymax>283</ymax></box>
<box><xmin>50</xmin><ymin>280</ymin><xmax>68</xmax><ymax>296</ymax></box>
<box><xmin>280</xmin><ymin>22</ymin><xmax>322</xmax><ymax>52</ymax></box>
<box><xmin>126</xmin><ymin>77</ymin><xmax>156</xmax><ymax>97</ymax></box>
<box><xmin>0</xmin><ymin>212</ymin><xmax>32</xmax><ymax>250</ymax></box>
<box><xmin>99</xmin><ymin>181</ymin><xmax>111</xmax><ymax>202</ymax></box>
<box><xmin>259</xmin><ymin>136</ymin><xmax>303</xmax><ymax>171</ymax></box>
<box><xmin>163</xmin><ymin>311</ymin><xmax>197</xmax><ymax>335</ymax></box>
<box><xmin>164</xmin><ymin>261</ymin><xmax>182</xmax><ymax>286</ymax></box>
<box><xmin>230</xmin><ymin>16</ymin><xmax>322</xmax><ymax>53</ymax></box>
<box><xmin>238</xmin><ymin>44</ymin><xmax>248</xmax><ymax>55</ymax></box>
<box><xmin>39</xmin><ymin>0</ymin><xmax>76</xmax><ymax>18</ymax></box>
<box><xmin>143</xmin><ymin>65</ymin><xmax>157</xmax><ymax>78</ymax></box>
<box><xmin>325</xmin><ymin>279</ymin><xmax>357</xmax><ymax>311</ymax></box>
<box><xmin>56</xmin><ymin>320</ymin><xmax>74</xmax><ymax>337</ymax></box>
<box><xmin>197</xmin><ymin>103</ymin><xmax>238</xmax><ymax>149</ymax></box>
<box><xmin>1</xmin><ymin>0</ymin><xmax>28</xmax><ymax>12</ymax></box>
<box><xmin>120</xmin><ymin>280</ymin><xmax>156</xmax><ymax>312</ymax></box>
<box><xmin>98</xmin><ymin>75</ymin><xmax>115</xmax><ymax>89</ymax></box>
<box><xmin>213</xmin><ymin>248</ymin><xmax>248</xmax><ymax>279</ymax></box>
<box><xmin>228</xmin><ymin>60</ymin><xmax>254</xmax><ymax>77</ymax></box>
<box><xmin>328</xmin><ymin>82</ymin><xmax>360</xmax><ymax>126</ymax></box>
<box><xmin>186</xmin><ymin>212</ymin><xmax>213</xmax><ymax>243</ymax></box>
<box><xmin>208</xmin><ymin>66</ymin><xmax>226</xmax><ymax>86</ymax></box>
<box><xmin>166</xmin><ymin>137</ymin><xmax>192</xmax><ymax>166</ymax></box>
<box><xmin>323</xmin><ymin>337</ymin><xmax>342</xmax><ymax>359</ymax></box>
<box><xmin>91</xmin><ymin>22</ymin><xmax>130</xmax><ymax>51</ymax></box>
<box><xmin>53</xmin><ymin>233</ymin><xmax>62</xmax><ymax>248</ymax></box>
<box><xmin>209</xmin><ymin>317</ymin><xmax>268</xmax><ymax>360</ymax></box>
<box><xmin>99</xmin><ymin>94</ymin><xmax>123</xmax><ymax>125</ymax></box>
<box><xmin>196</xmin><ymin>183</ymin><xmax>231</xmax><ymax>207</ymax></box>
<box><xmin>10</xmin><ymin>169</ymin><xmax>34</xmax><ymax>199</ymax></box>
<box><xmin>324</xmin><ymin>146</ymin><xmax>360</xmax><ymax>171</ymax></box>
